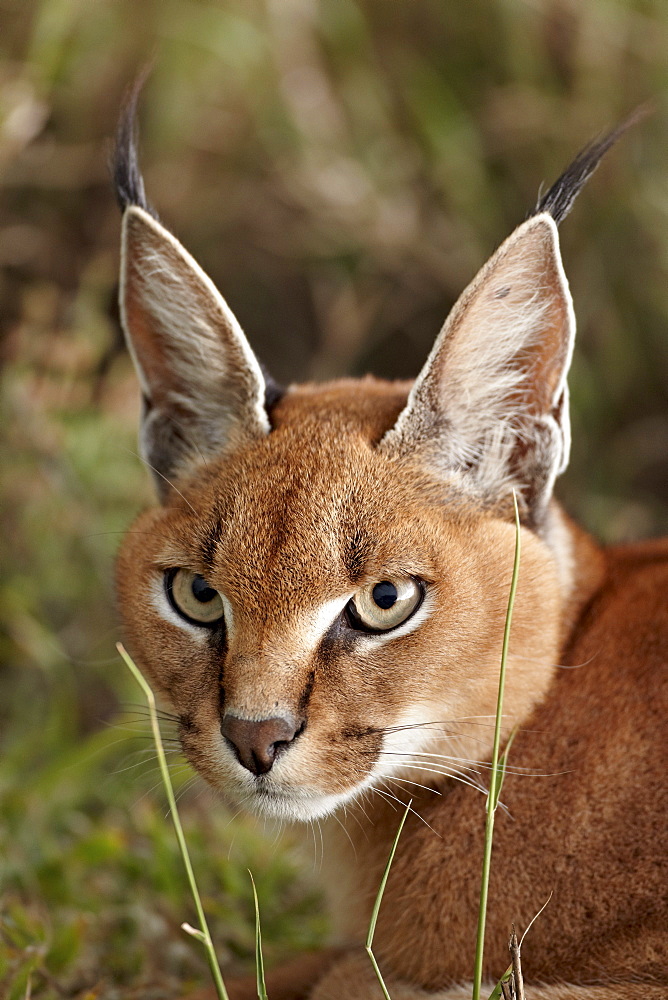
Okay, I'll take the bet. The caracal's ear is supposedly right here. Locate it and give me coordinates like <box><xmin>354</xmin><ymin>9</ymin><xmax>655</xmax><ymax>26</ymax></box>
<box><xmin>380</xmin><ymin>112</ymin><xmax>645</xmax><ymax>526</ymax></box>
<box><xmin>114</xmin><ymin>90</ymin><xmax>275</xmax><ymax>500</ymax></box>
<box><xmin>119</xmin><ymin>207</ymin><xmax>271</xmax><ymax>497</ymax></box>
<box><xmin>380</xmin><ymin>214</ymin><xmax>573</xmax><ymax>524</ymax></box>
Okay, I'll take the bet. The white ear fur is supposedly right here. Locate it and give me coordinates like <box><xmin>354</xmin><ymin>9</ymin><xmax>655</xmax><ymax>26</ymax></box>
<box><xmin>379</xmin><ymin>214</ymin><xmax>575</xmax><ymax>521</ymax></box>
<box><xmin>120</xmin><ymin>206</ymin><xmax>269</xmax><ymax>497</ymax></box>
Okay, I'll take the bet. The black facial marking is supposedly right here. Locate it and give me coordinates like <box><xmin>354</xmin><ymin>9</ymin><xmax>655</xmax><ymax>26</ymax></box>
<box><xmin>178</xmin><ymin>713</ymin><xmax>198</xmax><ymax>734</ymax></box>
<box><xmin>340</xmin><ymin>725</ymin><xmax>383</xmax><ymax>765</ymax></box>
<box><xmin>341</xmin><ymin>724</ymin><xmax>380</xmax><ymax>741</ymax></box>
<box><xmin>344</xmin><ymin>528</ymin><xmax>371</xmax><ymax>582</ymax></box>
<box><xmin>318</xmin><ymin>614</ymin><xmax>356</xmax><ymax>661</ymax></box>
<box><xmin>298</xmin><ymin>669</ymin><xmax>316</xmax><ymax>716</ymax></box>
<box><xmin>199</xmin><ymin>522</ymin><xmax>222</xmax><ymax>570</ymax></box>
<box><xmin>208</xmin><ymin>624</ymin><xmax>228</xmax><ymax>661</ymax></box>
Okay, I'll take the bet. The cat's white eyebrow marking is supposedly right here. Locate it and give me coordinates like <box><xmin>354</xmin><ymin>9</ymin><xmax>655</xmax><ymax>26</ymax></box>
<box><xmin>297</xmin><ymin>594</ymin><xmax>355</xmax><ymax>650</ymax></box>
<box><xmin>150</xmin><ymin>578</ymin><xmax>209</xmax><ymax>641</ymax></box>
<box><xmin>221</xmin><ymin>594</ymin><xmax>234</xmax><ymax>638</ymax></box>
<box><xmin>296</xmin><ymin>589</ymin><xmax>433</xmax><ymax>651</ymax></box>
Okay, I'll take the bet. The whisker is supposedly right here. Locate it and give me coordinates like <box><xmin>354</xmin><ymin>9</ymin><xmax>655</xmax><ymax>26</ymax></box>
<box><xmin>270</xmin><ymin>817</ymin><xmax>283</xmax><ymax>848</ymax></box>
<box><xmin>109</xmin><ymin>719</ymin><xmax>180</xmax><ymax>735</ymax></box>
<box><xmin>105</xmin><ymin>717</ymin><xmax>179</xmax><ymax>732</ymax></box>
<box><xmin>119</xmin><ymin>704</ymin><xmax>181</xmax><ymax>722</ymax></box>
<box><xmin>373</xmin><ymin>785</ymin><xmax>442</xmax><ymax>839</ymax></box>
<box><xmin>308</xmin><ymin>819</ymin><xmax>319</xmax><ymax>870</ymax></box>
<box><xmin>352</xmin><ymin>793</ymin><xmax>373</xmax><ymax>829</ymax></box>
<box><xmin>60</xmin><ymin>651</ymin><xmax>125</xmax><ymax>668</ymax></box>
<box><xmin>379</xmin><ymin>716</ymin><xmax>552</xmax><ymax>740</ymax></box>
<box><xmin>163</xmin><ymin>774</ymin><xmax>202</xmax><ymax>821</ymax></box>
<box><xmin>342</xmin><ymin>801</ymin><xmax>369</xmax><ymax>841</ymax></box>
<box><xmin>168</xmin><ymin>773</ymin><xmax>201</xmax><ymax>814</ymax></box>
<box><xmin>110</xmin><ymin>731</ymin><xmax>181</xmax><ymax>743</ymax></box>
<box><xmin>65</xmin><ymin>735</ymin><xmax>178</xmax><ymax>772</ymax></box>
<box><xmin>386</xmin><ymin>761</ymin><xmax>487</xmax><ymax>797</ymax></box>
<box><xmin>112</xmin><ymin>748</ymin><xmax>183</xmax><ymax>776</ymax></box>
<box><xmin>316</xmin><ymin>817</ymin><xmax>324</xmax><ymax>874</ymax></box>
<box><xmin>378</xmin><ymin>751</ymin><xmax>549</xmax><ymax>777</ymax></box>
<box><xmin>224</xmin><ymin>805</ymin><xmax>250</xmax><ymax>858</ymax></box>
<box><xmin>355</xmin><ymin>789</ymin><xmax>379</xmax><ymax>832</ymax></box>
<box><xmin>380</xmin><ymin>724</ymin><xmax>465</xmax><ymax>738</ymax></box>
<box><xmin>511</xmin><ymin>651</ymin><xmax>599</xmax><ymax>671</ymax></box>
<box><xmin>386</xmin><ymin>776</ymin><xmax>442</xmax><ymax>797</ymax></box>
<box><xmin>130</xmin><ymin>769</ymin><xmax>190</xmax><ymax>809</ymax></box>
<box><xmin>113</xmin><ymin>724</ymin><xmax>180</xmax><ymax>739</ymax></box>
<box><xmin>381</xmin><ymin>725</ymin><xmax>492</xmax><ymax>749</ymax></box>
<box><xmin>377</xmin><ymin>716</ymin><xmax>499</xmax><ymax>736</ymax></box>
<box><xmin>332</xmin><ymin>810</ymin><xmax>358</xmax><ymax>859</ymax></box>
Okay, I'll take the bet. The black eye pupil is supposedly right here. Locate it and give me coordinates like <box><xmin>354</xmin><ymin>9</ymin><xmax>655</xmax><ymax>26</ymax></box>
<box><xmin>191</xmin><ymin>575</ymin><xmax>217</xmax><ymax>603</ymax></box>
<box><xmin>372</xmin><ymin>581</ymin><xmax>398</xmax><ymax>609</ymax></box>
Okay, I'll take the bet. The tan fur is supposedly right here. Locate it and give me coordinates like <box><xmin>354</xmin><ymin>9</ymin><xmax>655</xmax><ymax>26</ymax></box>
<box><xmin>116</xmin><ymin>192</ymin><xmax>667</xmax><ymax>999</ymax></box>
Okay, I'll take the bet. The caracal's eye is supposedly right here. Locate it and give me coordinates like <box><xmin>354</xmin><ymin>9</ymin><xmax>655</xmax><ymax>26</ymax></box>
<box><xmin>347</xmin><ymin>578</ymin><xmax>422</xmax><ymax>633</ymax></box>
<box><xmin>166</xmin><ymin>568</ymin><xmax>225</xmax><ymax>626</ymax></box>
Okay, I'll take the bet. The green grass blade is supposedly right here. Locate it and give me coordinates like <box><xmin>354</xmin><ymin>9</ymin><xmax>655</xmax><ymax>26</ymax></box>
<box><xmin>491</xmin><ymin>724</ymin><xmax>519</xmax><ymax>812</ymax></box>
<box><xmin>365</xmin><ymin>799</ymin><xmax>411</xmax><ymax>1000</ymax></box>
<box><xmin>117</xmin><ymin>642</ymin><xmax>230</xmax><ymax>1000</ymax></box>
<box><xmin>182</xmin><ymin>922</ymin><xmax>208</xmax><ymax>944</ymax></box>
<box><xmin>365</xmin><ymin>948</ymin><xmax>393</xmax><ymax>1000</ymax></box>
<box><xmin>471</xmin><ymin>493</ymin><xmax>521</xmax><ymax>1000</ymax></box>
<box><xmin>249</xmin><ymin>870</ymin><xmax>268</xmax><ymax>1000</ymax></box>
<box><xmin>486</xmin><ymin>962</ymin><xmax>513</xmax><ymax>1000</ymax></box>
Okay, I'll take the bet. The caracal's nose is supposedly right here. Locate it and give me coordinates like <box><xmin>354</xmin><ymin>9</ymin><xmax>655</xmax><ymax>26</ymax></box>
<box><xmin>221</xmin><ymin>714</ymin><xmax>303</xmax><ymax>776</ymax></box>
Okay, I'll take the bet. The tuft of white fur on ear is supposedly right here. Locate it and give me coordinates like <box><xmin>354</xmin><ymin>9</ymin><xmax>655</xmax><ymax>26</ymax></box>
<box><xmin>120</xmin><ymin>206</ymin><xmax>270</xmax><ymax>498</ymax></box>
<box><xmin>379</xmin><ymin>214</ymin><xmax>575</xmax><ymax>523</ymax></box>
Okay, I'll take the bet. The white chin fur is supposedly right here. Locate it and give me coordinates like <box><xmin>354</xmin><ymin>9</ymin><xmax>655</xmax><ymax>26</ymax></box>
<box><xmin>222</xmin><ymin>777</ymin><xmax>374</xmax><ymax>822</ymax></box>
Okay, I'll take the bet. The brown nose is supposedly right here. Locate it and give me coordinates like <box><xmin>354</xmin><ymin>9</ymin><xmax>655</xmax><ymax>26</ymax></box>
<box><xmin>221</xmin><ymin>714</ymin><xmax>303</xmax><ymax>776</ymax></box>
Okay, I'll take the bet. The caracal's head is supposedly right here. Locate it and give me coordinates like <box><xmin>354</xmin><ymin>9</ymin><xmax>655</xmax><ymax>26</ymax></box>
<box><xmin>114</xmin><ymin>102</ymin><xmax>620</xmax><ymax>821</ymax></box>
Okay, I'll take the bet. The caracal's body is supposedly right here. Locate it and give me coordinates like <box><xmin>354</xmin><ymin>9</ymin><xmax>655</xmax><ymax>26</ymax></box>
<box><xmin>113</xmin><ymin>102</ymin><xmax>667</xmax><ymax>999</ymax></box>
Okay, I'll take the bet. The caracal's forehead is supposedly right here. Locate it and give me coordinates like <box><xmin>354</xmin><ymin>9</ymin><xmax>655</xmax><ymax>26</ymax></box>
<box><xmin>176</xmin><ymin>380</ymin><xmax>459</xmax><ymax>609</ymax></box>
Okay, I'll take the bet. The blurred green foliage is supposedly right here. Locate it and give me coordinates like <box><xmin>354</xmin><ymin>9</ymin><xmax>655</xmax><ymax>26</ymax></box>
<box><xmin>1</xmin><ymin>0</ymin><xmax>668</xmax><ymax>996</ymax></box>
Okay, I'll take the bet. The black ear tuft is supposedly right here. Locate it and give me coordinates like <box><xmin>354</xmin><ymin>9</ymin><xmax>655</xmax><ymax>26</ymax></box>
<box><xmin>112</xmin><ymin>71</ymin><xmax>158</xmax><ymax>219</ymax></box>
<box><xmin>533</xmin><ymin>105</ymin><xmax>650</xmax><ymax>225</ymax></box>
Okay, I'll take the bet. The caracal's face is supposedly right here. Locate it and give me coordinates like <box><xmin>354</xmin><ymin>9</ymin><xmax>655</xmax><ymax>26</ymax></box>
<box><xmin>117</xmin><ymin>383</ymin><xmax>561</xmax><ymax>821</ymax></box>
<box><xmin>115</xmin><ymin>107</ymin><xmax>573</xmax><ymax>822</ymax></box>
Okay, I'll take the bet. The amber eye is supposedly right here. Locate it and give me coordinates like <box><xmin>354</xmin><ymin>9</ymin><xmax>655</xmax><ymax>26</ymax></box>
<box><xmin>166</xmin><ymin>569</ymin><xmax>225</xmax><ymax>626</ymax></box>
<box><xmin>346</xmin><ymin>578</ymin><xmax>422</xmax><ymax>633</ymax></box>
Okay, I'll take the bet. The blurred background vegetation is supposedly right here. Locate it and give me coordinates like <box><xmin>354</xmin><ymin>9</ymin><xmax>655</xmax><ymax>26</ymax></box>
<box><xmin>1</xmin><ymin>0</ymin><xmax>668</xmax><ymax>996</ymax></box>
